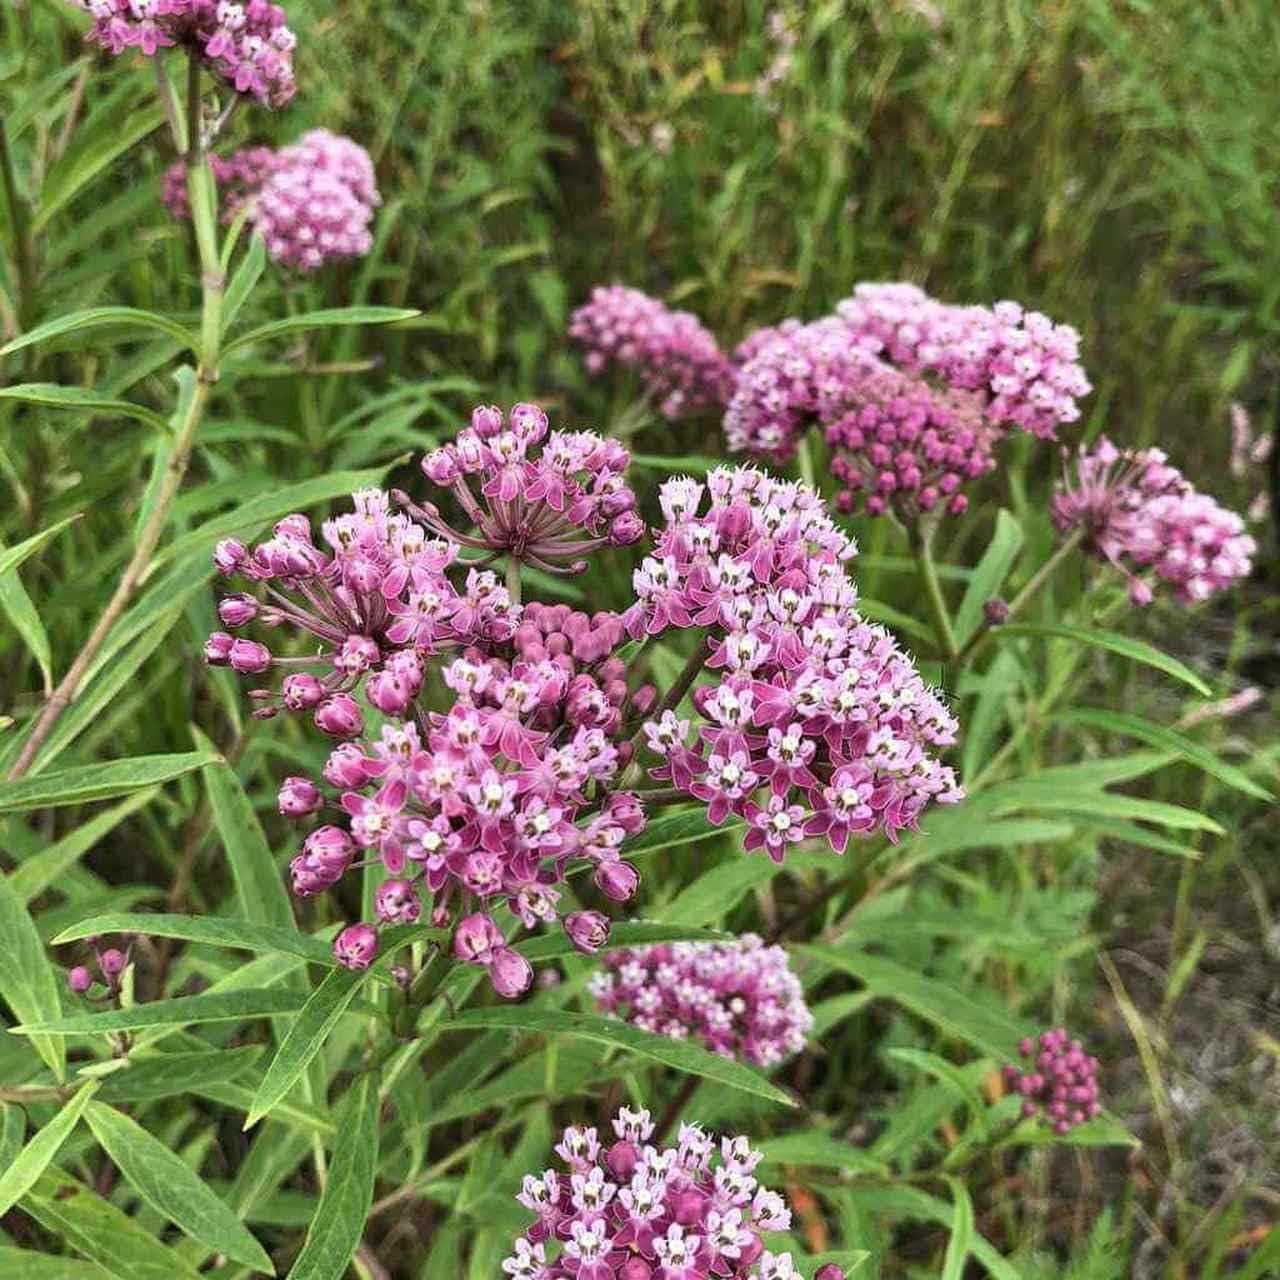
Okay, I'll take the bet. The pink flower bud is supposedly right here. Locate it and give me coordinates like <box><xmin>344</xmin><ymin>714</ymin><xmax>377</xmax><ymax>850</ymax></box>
<box><xmin>815</xmin><ymin>1267</ymin><xmax>847</xmax><ymax>1280</ymax></box>
<box><xmin>983</xmin><ymin>597</ymin><xmax>1010</xmax><ymax>625</ymax></box>
<box><xmin>593</xmin><ymin>859</ymin><xmax>640</xmax><ymax>902</ymax></box>
<box><xmin>274</xmin><ymin>513</ymin><xmax>311</xmax><ymax>540</ymax></box>
<box><xmin>67</xmin><ymin>965</ymin><xmax>93</xmax><ymax>994</ymax></box>
<box><xmin>98</xmin><ymin>948</ymin><xmax>127</xmax><ymax>979</ymax></box>
<box><xmin>604</xmin><ymin>792</ymin><xmax>646</xmax><ymax>835</ymax></box>
<box><xmin>214</xmin><ymin>538</ymin><xmax>248</xmax><ymax>575</ymax></box>
<box><xmin>488</xmin><ymin>946</ymin><xmax>533</xmax><ymax>999</ymax></box>
<box><xmin>605</xmin><ymin>1139</ymin><xmax>638</xmax><ymax>1181</ymax></box>
<box><xmin>217</xmin><ymin>594</ymin><xmax>259</xmax><ymax>627</ymax></box>
<box><xmin>278</xmin><ymin>776</ymin><xmax>322</xmax><ymax>817</ymax></box>
<box><xmin>315</xmin><ymin>693</ymin><xmax>364</xmax><ymax>738</ymax></box>
<box><xmin>204</xmin><ymin>631</ymin><xmax>234</xmax><ymax>665</ymax></box>
<box><xmin>282</xmin><ymin>672</ymin><xmax>326</xmax><ymax>710</ymax></box>
<box><xmin>333</xmin><ymin>923</ymin><xmax>379</xmax><ymax>970</ymax></box>
<box><xmin>324</xmin><ymin>743</ymin><xmax>372</xmax><ymax>788</ymax></box>
<box><xmin>471</xmin><ymin>404</ymin><xmax>505</xmax><ymax>436</ymax></box>
<box><xmin>366</xmin><ymin>668</ymin><xmax>415</xmax><ymax>716</ymax></box>
<box><xmin>453</xmin><ymin>912</ymin><xmax>503</xmax><ymax>966</ymax></box>
<box><xmin>229</xmin><ymin>638</ymin><xmax>272</xmax><ymax>674</ymax></box>
<box><xmin>374</xmin><ymin>878</ymin><xmax>421</xmax><ymax>925</ymax></box>
<box><xmin>608</xmin><ymin>512</ymin><xmax>646</xmax><ymax>546</ymax></box>
<box><xmin>564</xmin><ymin>911</ymin><xmax>610</xmax><ymax>955</ymax></box>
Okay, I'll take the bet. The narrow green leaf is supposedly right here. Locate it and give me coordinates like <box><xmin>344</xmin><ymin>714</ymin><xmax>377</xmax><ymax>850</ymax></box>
<box><xmin>442</xmin><ymin>1008</ymin><xmax>796</xmax><ymax>1107</ymax></box>
<box><xmin>954</xmin><ymin>510</ymin><xmax>1023</xmax><ymax>645</ymax></box>
<box><xmin>996</xmin><ymin>622</ymin><xmax>1212</xmax><ymax>695</ymax></box>
<box><xmin>0</xmin><ymin>512</ymin><xmax>81</xmax><ymax>579</ymax></box>
<box><xmin>53</xmin><ymin>911</ymin><xmax>335</xmax><ymax>966</ymax></box>
<box><xmin>990</xmin><ymin>787</ymin><xmax>1224</xmax><ymax>833</ymax></box>
<box><xmin>754</xmin><ymin>1130</ymin><xmax>887</xmax><ymax>1175</ymax></box>
<box><xmin>247</xmin><ymin>966</ymin><xmax>370</xmax><ymax>1128</ymax></box>
<box><xmin>23</xmin><ymin>1168</ymin><xmax>205</xmax><ymax>1280</ymax></box>
<box><xmin>1057</xmin><ymin>707</ymin><xmax>1273</xmax><ymax>801</ymax></box>
<box><xmin>0</xmin><ymin>1083</ymin><xmax>98</xmax><ymax>1216</ymax></box>
<box><xmin>0</xmin><ymin>539</ymin><xmax>53</xmax><ymax>691</ymax></box>
<box><xmin>0</xmin><ymin>384</ymin><xmax>170</xmax><ymax>433</ymax></box>
<box><xmin>222</xmin><ymin>233</ymin><xmax>267</xmax><ymax>334</ymax></box>
<box><xmin>940</xmin><ymin>1177</ymin><xmax>975</xmax><ymax>1280</ymax></box>
<box><xmin>0</xmin><ymin>873</ymin><xmax>66</xmax><ymax>1079</ymax></box>
<box><xmin>0</xmin><ymin>1102</ymin><xmax>24</xmax><ymax>1168</ymax></box>
<box><xmin>516</xmin><ymin>920</ymin><xmax>729</xmax><ymax>962</ymax></box>
<box><xmin>224</xmin><ymin>306</ymin><xmax>420</xmax><ymax>355</ymax></box>
<box><xmin>96</xmin><ymin>1046</ymin><xmax>264</xmax><ymax>1102</ymax></box>
<box><xmin>0</xmin><ymin>749</ymin><xmax>219</xmax><ymax>813</ymax></box>
<box><xmin>10</xmin><ymin>788</ymin><xmax>159</xmax><ymax>903</ymax></box>
<box><xmin>0</xmin><ymin>1247</ymin><xmax>115</xmax><ymax>1279</ymax></box>
<box><xmin>286</xmin><ymin>1071</ymin><xmax>380</xmax><ymax>1280</ymax></box>
<box><xmin>12</xmin><ymin>987</ymin><xmax>308</xmax><ymax>1036</ymax></box>
<box><xmin>83</xmin><ymin>1101</ymin><xmax>274</xmax><ymax>1273</ymax></box>
<box><xmin>620</xmin><ymin>806</ymin><xmax>744</xmax><ymax>859</ymax></box>
<box><xmin>799</xmin><ymin>946</ymin><xmax>1032</xmax><ymax>1059</ymax></box>
<box><xmin>152</xmin><ymin>463</ymin><xmax>391</xmax><ymax>570</ymax></box>
<box><xmin>0</xmin><ymin>307</ymin><xmax>195</xmax><ymax>358</ymax></box>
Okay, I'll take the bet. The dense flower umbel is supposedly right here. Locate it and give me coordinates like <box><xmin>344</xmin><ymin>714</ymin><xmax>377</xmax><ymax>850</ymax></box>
<box><xmin>570</xmin><ymin>285</ymin><xmax>736</xmax><ymax>420</ymax></box>
<box><xmin>835</xmin><ymin>283</ymin><xmax>1091</xmax><ymax>440</ymax></box>
<box><xmin>73</xmin><ymin>0</ymin><xmax>297</xmax><ymax>107</ymax></box>
<box><xmin>626</xmin><ymin>467</ymin><xmax>963</xmax><ymax>854</ymax></box>
<box><xmin>1051</xmin><ymin>437</ymin><xmax>1256</xmax><ymax>605</ymax></box>
<box><xmin>163</xmin><ymin>130</ymin><xmax>380</xmax><ymax>270</ymax></box>
<box><xmin>591</xmin><ymin>935</ymin><xmax>813</xmax><ymax>1068</ymax></box>
<box><xmin>409</xmin><ymin>404</ymin><xmax>645</xmax><ymax>572</ymax></box>
<box><xmin>1003</xmin><ymin>1027</ymin><xmax>1102</xmax><ymax>1135</ymax></box>
<box><xmin>503</xmin><ymin>1107</ymin><xmax>841</xmax><ymax>1280</ymax></box>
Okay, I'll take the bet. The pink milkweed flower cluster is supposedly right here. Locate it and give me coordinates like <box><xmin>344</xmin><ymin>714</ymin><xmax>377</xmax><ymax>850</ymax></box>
<box><xmin>503</xmin><ymin>1107</ymin><xmax>842</xmax><ymax>1280</ymax></box>
<box><xmin>406</xmin><ymin>404</ymin><xmax>645</xmax><ymax>572</ymax></box>
<box><xmin>164</xmin><ymin>130</ymin><xmax>380</xmax><ymax>271</ymax></box>
<box><xmin>570</xmin><ymin>285</ymin><xmax>736</xmax><ymax>420</ymax></box>
<box><xmin>1051</xmin><ymin>437</ymin><xmax>1256</xmax><ymax>606</ymax></box>
<box><xmin>1003</xmin><ymin>1027</ymin><xmax>1102</xmax><ymax>1135</ymax></box>
<box><xmin>206</xmin><ymin>409</ymin><xmax>657</xmax><ymax>991</ymax></box>
<box><xmin>626</xmin><ymin>467</ymin><xmax>964</xmax><ymax>856</ymax></box>
<box><xmin>65</xmin><ymin>934</ymin><xmax>135</xmax><ymax>997</ymax></box>
<box><xmin>590</xmin><ymin>935</ymin><xmax>813</xmax><ymax>1068</ymax></box>
<box><xmin>73</xmin><ymin>0</ymin><xmax>297</xmax><ymax>107</ymax></box>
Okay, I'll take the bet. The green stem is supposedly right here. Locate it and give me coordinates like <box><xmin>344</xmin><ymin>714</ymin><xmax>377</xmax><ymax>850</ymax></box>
<box><xmin>505</xmin><ymin>553</ymin><xmax>522</xmax><ymax>606</ymax></box>
<box><xmin>6</xmin><ymin>55</ymin><xmax>224</xmax><ymax>780</ymax></box>
<box><xmin>954</xmin><ymin>527</ymin><xmax>1084</xmax><ymax>666</ymax></box>
<box><xmin>796</xmin><ymin>431</ymin><xmax>817</xmax><ymax>491</ymax></box>
<box><xmin>909</xmin><ymin>519</ymin><xmax>958</xmax><ymax>662</ymax></box>
<box><xmin>0</xmin><ymin>113</ymin><xmax>38</xmax><ymax>338</ymax></box>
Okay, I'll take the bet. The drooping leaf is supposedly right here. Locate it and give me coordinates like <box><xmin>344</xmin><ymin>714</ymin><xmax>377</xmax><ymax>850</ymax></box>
<box><xmin>0</xmin><ymin>383</ymin><xmax>170</xmax><ymax>432</ymax></box>
<box><xmin>285</xmin><ymin>1071</ymin><xmax>380</xmax><ymax>1280</ymax></box>
<box><xmin>0</xmin><ymin>1083</ymin><xmax>98</xmax><ymax>1216</ymax></box>
<box><xmin>0</xmin><ymin>307</ymin><xmax>195</xmax><ymax>358</ymax></box>
<box><xmin>83</xmin><ymin>1101</ymin><xmax>274</xmax><ymax>1274</ymax></box>
<box><xmin>620</xmin><ymin>807</ymin><xmax>744</xmax><ymax>859</ymax></box>
<box><xmin>223</xmin><ymin>306</ymin><xmax>420</xmax><ymax>355</ymax></box>
<box><xmin>0</xmin><ymin>749</ymin><xmax>219</xmax><ymax>813</ymax></box>
<box><xmin>0</xmin><ymin>513</ymin><xmax>81</xmax><ymax>579</ymax></box>
<box><xmin>442</xmin><ymin>1008</ymin><xmax>795</xmax><ymax>1108</ymax></box>
<box><xmin>995</xmin><ymin>622</ymin><xmax>1212</xmax><ymax>695</ymax></box>
<box><xmin>246</xmin><ymin>966</ymin><xmax>371</xmax><ymax>1128</ymax></box>
<box><xmin>12</xmin><ymin>987</ymin><xmax>308</xmax><ymax>1036</ymax></box>
<box><xmin>222</xmin><ymin>233</ymin><xmax>267</xmax><ymax>334</ymax></box>
<box><xmin>96</xmin><ymin>1046</ymin><xmax>264</xmax><ymax>1103</ymax></box>
<box><xmin>515</xmin><ymin>920</ymin><xmax>729</xmax><ymax>962</ymax></box>
<box><xmin>0</xmin><ymin>873</ymin><xmax>66</xmax><ymax>1079</ymax></box>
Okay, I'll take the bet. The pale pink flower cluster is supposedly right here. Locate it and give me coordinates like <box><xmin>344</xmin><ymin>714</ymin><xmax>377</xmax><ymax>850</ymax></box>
<box><xmin>503</xmin><ymin>1106</ymin><xmax>843</xmax><ymax>1280</ymax></box>
<box><xmin>1052</xmin><ymin>437</ymin><xmax>1256</xmax><ymax>605</ymax></box>
<box><xmin>73</xmin><ymin>0</ymin><xmax>297</xmax><ymax>107</ymax></box>
<box><xmin>164</xmin><ymin>130</ymin><xmax>380</xmax><ymax>271</ymax></box>
<box><xmin>570</xmin><ymin>286</ymin><xmax>736</xmax><ymax>419</ymax></box>
<box><xmin>591</xmin><ymin>935</ymin><xmax>813</xmax><ymax>1068</ymax></box>
<box><xmin>626</xmin><ymin>467</ymin><xmax>963</xmax><ymax>855</ymax></box>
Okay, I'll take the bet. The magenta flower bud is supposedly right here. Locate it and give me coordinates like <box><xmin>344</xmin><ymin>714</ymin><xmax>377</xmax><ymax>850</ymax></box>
<box><xmin>564</xmin><ymin>911</ymin><xmax>610</xmax><ymax>956</ymax></box>
<box><xmin>374</xmin><ymin>879</ymin><xmax>421</xmax><ymax>925</ymax></box>
<box><xmin>815</xmin><ymin>1267</ymin><xmax>846</xmax><ymax>1280</ymax></box>
<box><xmin>204</xmin><ymin>631</ymin><xmax>234</xmax><ymax>665</ymax></box>
<box><xmin>618</xmin><ymin>1259</ymin><xmax>652</xmax><ymax>1280</ymax></box>
<box><xmin>218</xmin><ymin>594</ymin><xmax>259</xmax><ymax>627</ymax></box>
<box><xmin>274</xmin><ymin>513</ymin><xmax>311</xmax><ymax>540</ymax></box>
<box><xmin>323</xmin><ymin>743</ymin><xmax>372</xmax><ymax>788</ymax></box>
<box><xmin>333</xmin><ymin>923</ymin><xmax>379</xmax><ymax>970</ymax></box>
<box><xmin>278</xmin><ymin>776</ymin><xmax>322</xmax><ymax>817</ymax></box>
<box><xmin>604</xmin><ymin>792</ymin><xmax>646</xmax><ymax>835</ymax></box>
<box><xmin>282</xmin><ymin>672</ymin><xmax>326</xmax><ymax>710</ymax></box>
<box><xmin>605</xmin><ymin>1139</ymin><xmax>638</xmax><ymax>1181</ymax></box>
<box><xmin>366</xmin><ymin>669</ymin><xmax>415</xmax><ymax>716</ymax></box>
<box><xmin>671</xmin><ymin>1187</ymin><xmax>706</xmax><ymax>1225</ymax></box>
<box><xmin>315</xmin><ymin>694</ymin><xmax>364</xmax><ymax>738</ymax></box>
<box><xmin>229</xmin><ymin>638</ymin><xmax>272</xmax><ymax>674</ymax></box>
<box><xmin>422</xmin><ymin>449</ymin><xmax>460</xmax><ymax>485</ymax></box>
<box><xmin>593</xmin><ymin>859</ymin><xmax>640</xmax><ymax>902</ymax></box>
<box><xmin>335</xmin><ymin>634</ymin><xmax>380</xmax><ymax>675</ymax></box>
<box><xmin>984</xmin><ymin>597</ymin><xmax>1010</xmax><ymax>626</ymax></box>
<box><xmin>509</xmin><ymin>402</ymin><xmax>548</xmax><ymax>439</ymax></box>
<box><xmin>471</xmin><ymin>404</ymin><xmax>505</xmax><ymax>436</ymax></box>
<box><xmin>98</xmin><ymin>948</ymin><xmax>127</xmax><ymax>979</ymax></box>
<box><xmin>488</xmin><ymin>946</ymin><xmax>533</xmax><ymax>999</ymax></box>
<box><xmin>453</xmin><ymin>912</ymin><xmax>503</xmax><ymax>966</ymax></box>
<box><xmin>213</xmin><ymin>538</ymin><xmax>248</xmax><ymax>575</ymax></box>
<box><xmin>67</xmin><ymin>965</ymin><xmax>93</xmax><ymax>994</ymax></box>
<box><xmin>608</xmin><ymin>512</ymin><xmax>646</xmax><ymax>546</ymax></box>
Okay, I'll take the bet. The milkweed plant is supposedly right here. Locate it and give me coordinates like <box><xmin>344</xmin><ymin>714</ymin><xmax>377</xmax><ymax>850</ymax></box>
<box><xmin>0</xmin><ymin>5</ymin><xmax>1272</xmax><ymax>1279</ymax></box>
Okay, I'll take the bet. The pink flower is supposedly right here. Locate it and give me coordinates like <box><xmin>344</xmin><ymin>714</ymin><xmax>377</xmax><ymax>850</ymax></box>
<box><xmin>333</xmin><ymin>923</ymin><xmax>378</xmax><ymax>970</ymax></box>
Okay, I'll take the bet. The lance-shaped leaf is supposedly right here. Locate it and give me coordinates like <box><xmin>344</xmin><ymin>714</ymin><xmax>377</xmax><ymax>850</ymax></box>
<box><xmin>0</xmin><ymin>513</ymin><xmax>81</xmax><ymax>579</ymax></box>
<box><xmin>0</xmin><ymin>749</ymin><xmax>219</xmax><ymax>813</ymax></box>
<box><xmin>223</xmin><ymin>306</ymin><xmax>420</xmax><ymax>355</ymax></box>
<box><xmin>0</xmin><ymin>1083</ymin><xmax>98</xmax><ymax>1216</ymax></box>
<box><xmin>96</xmin><ymin>1046</ymin><xmax>264</xmax><ymax>1103</ymax></box>
<box><xmin>286</xmin><ymin>1071</ymin><xmax>380</xmax><ymax>1280</ymax></box>
<box><xmin>83</xmin><ymin>1101</ymin><xmax>274</xmax><ymax>1274</ymax></box>
<box><xmin>0</xmin><ymin>307</ymin><xmax>195</xmax><ymax>358</ymax></box>
<box><xmin>12</xmin><ymin>987</ymin><xmax>308</xmax><ymax>1036</ymax></box>
<box><xmin>441</xmin><ymin>1008</ymin><xmax>796</xmax><ymax>1108</ymax></box>
<box><xmin>0</xmin><ymin>383</ymin><xmax>170</xmax><ymax>432</ymax></box>
<box><xmin>0</xmin><ymin>873</ymin><xmax>66</xmax><ymax>1079</ymax></box>
<box><xmin>954</xmin><ymin>509</ymin><xmax>1023</xmax><ymax>645</ymax></box>
<box><xmin>0</xmin><ymin>1247</ymin><xmax>115</xmax><ymax>1279</ymax></box>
